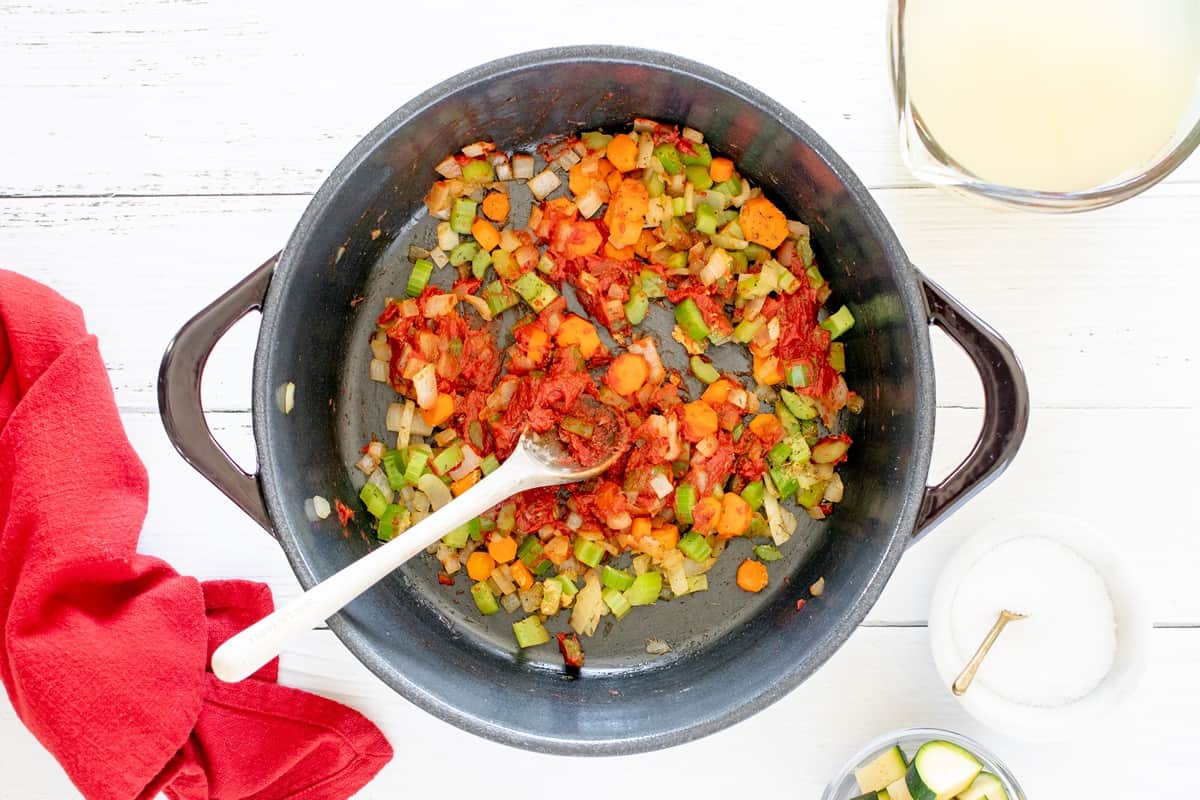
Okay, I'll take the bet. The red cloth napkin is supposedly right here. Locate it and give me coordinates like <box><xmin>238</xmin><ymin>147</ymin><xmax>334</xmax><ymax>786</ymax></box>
<box><xmin>0</xmin><ymin>270</ymin><xmax>392</xmax><ymax>800</ymax></box>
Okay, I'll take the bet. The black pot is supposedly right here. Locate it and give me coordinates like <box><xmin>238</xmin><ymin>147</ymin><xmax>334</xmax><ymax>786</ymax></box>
<box><xmin>159</xmin><ymin>47</ymin><xmax>1027</xmax><ymax>754</ymax></box>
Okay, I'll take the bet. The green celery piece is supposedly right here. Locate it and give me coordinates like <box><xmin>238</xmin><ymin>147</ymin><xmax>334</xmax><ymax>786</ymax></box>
<box><xmin>666</xmin><ymin>250</ymin><xmax>688</xmax><ymax>271</ymax></box>
<box><xmin>491</xmin><ymin>249</ymin><xmax>520</xmax><ymax>280</ymax></box>
<box><xmin>677</xmin><ymin>531</ymin><xmax>712</xmax><ymax>562</ymax></box>
<box><xmin>769</xmin><ymin>466</ymin><xmax>799</xmax><ymax>500</ymax></box>
<box><xmin>480</xmin><ymin>453</ymin><xmax>501</xmax><ymax>475</ymax></box>
<box><xmin>442</xmin><ymin>520</ymin><xmax>471</xmax><ymax>548</ymax></box>
<box><xmin>768</xmin><ymin>441</ymin><xmax>793</xmax><ymax>466</ymax></box>
<box><xmin>645</xmin><ymin>172</ymin><xmax>665</xmax><ymax>198</ymax></box>
<box><xmin>754</xmin><ymin>544</ymin><xmax>783</xmax><ymax>562</ymax></box>
<box><xmin>685</xmin><ymin>164</ymin><xmax>713</xmax><ymax>191</ymax></box>
<box><xmin>694</xmin><ymin>203</ymin><xmax>718</xmax><ymax>235</ymax></box>
<box><xmin>407</xmin><ymin>259</ymin><xmax>434</xmax><ymax>298</ymax></box>
<box><xmin>431</xmin><ymin>443</ymin><xmax>463</xmax><ymax>475</ymax></box>
<box><xmin>741</xmin><ymin>480</ymin><xmax>765</xmax><ymax>511</ymax></box>
<box><xmin>671</xmin><ymin>196</ymin><xmax>686</xmax><ymax>217</ymax></box>
<box><xmin>829</xmin><ymin>341</ymin><xmax>846</xmax><ymax>373</ymax></box>
<box><xmin>779</xmin><ymin>389</ymin><xmax>820</xmax><ymax>420</ymax></box>
<box><xmin>496</xmin><ymin>502</ymin><xmax>516</xmax><ymax>534</ymax></box>
<box><xmin>376</xmin><ymin>504</ymin><xmax>408</xmax><ymax>541</ymax></box>
<box><xmin>450</xmin><ymin>198</ymin><xmax>477</xmax><ymax>235</ymax></box>
<box><xmin>640</xmin><ymin>268</ymin><xmax>668</xmax><ymax>298</ymax></box>
<box><xmin>674</xmin><ymin>298</ymin><xmax>710</xmax><ymax>341</ymax></box>
<box><xmin>449</xmin><ymin>240</ymin><xmax>479</xmax><ymax>266</ymax></box>
<box><xmin>674</xmin><ymin>483</ymin><xmax>698</xmax><ymax>525</ymax></box>
<box><xmin>512</xmin><ymin>271</ymin><xmax>559</xmax><ymax>312</ymax></box>
<box><xmin>517</xmin><ymin>536</ymin><xmax>544</xmax><ymax>567</ymax></box>
<box><xmin>623</xmin><ymin>571</ymin><xmax>662</xmax><ymax>606</ymax></box>
<box><xmin>359</xmin><ymin>482</ymin><xmax>389</xmax><ymax>518</ymax></box>
<box><xmin>714</xmin><ymin>176</ymin><xmax>741</xmax><ymax>197</ymax></box>
<box><xmin>482</xmin><ymin>280</ymin><xmax>519</xmax><ymax>316</ymax></box>
<box><xmin>653</xmin><ymin>144</ymin><xmax>683</xmax><ymax>175</ymax></box>
<box><xmin>471</xmin><ymin>582</ymin><xmax>500</xmax><ymax>615</ymax></box>
<box><xmin>602</xmin><ymin>565</ymin><xmax>636</xmax><ymax>591</ymax></box>
<box><xmin>381</xmin><ymin>449</ymin><xmax>406</xmax><ymax>490</ymax></box>
<box><xmin>557</xmin><ymin>574</ymin><xmax>579</xmax><ymax>596</ymax></box>
<box><xmin>461</xmin><ymin>159</ymin><xmax>494</xmax><ymax>183</ymax></box>
<box><xmin>732</xmin><ymin>316</ymin><xmax>765</xmax><ymax>344</ymax></box>
<box><xmin>601</xmin><ymin>587</ymin><xmax>632</xmax><ymax>620</ymax></box>
<box><xmin>582</xmin><ymin>131</ymin><xmax>613</xmax><ymax>150</ymax></box>
<box><xmin>624</xmin><ymin>284</ymin><xmax>649</xmax><ymax>325</ymax></box>
<box><xmin>786</xmin><ymin>362</ymin><xmax>810</xmax><ymax>388</ymax></box>
<box><xmin>690</xmin><ymin>355</ymin><xmax>720</xmax><ymax>384</ymax></box>
<box><xmin>471</xmin><ymin>247</ymin><xmax>492</xmax><ymax>280</ymax></box>
<box><xmin>403</xmin><ymin>449</ymin><xmax>429</xmax><ymax>484</ymax></box>
<box><xmin>796</xmin><ymin>481</ymin><xmax>826</xmax><ymax>509</ymax></box>
<box><xmin>573</xmin><ymin>537</ymin><xmax>605</xmax><ymax>568</ymax></box>
<box><xmin>820</xmin><ymin>305</ymin><xmax>855</xmax><ymax>339</ymax></box>
<box><xmin>679</xmin><ymin>142</ymin><xmax>712</xmax><ymax>167</ymax></box>
<box><xmin>512</xmin><ymin>616</ymin><xmax>551</xmax><ymax>647</ymax></box>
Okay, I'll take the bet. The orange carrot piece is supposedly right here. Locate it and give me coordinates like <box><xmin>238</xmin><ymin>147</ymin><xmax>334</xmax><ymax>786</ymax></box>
<box><xmin>450</xmin><ymin>470</ymin><xmax>480</xmax><ymax>497</ymax></box>
<box><xmin>738</xmin><ymin>195</ymin><xmax>789</xmax><ymax>249</ymax></box>
<box><xmin>421</xmin><ymin>393</ymin><xmax>455</xmax><ymax>427</ymax></box>
<box><xmin>471</xmin><ymin>217</ymin><xmax>500</xmax><ymax>252</ymax></box>
<box><xmin>709</xmin><ymin>157</ymin><xmax>734</xmax><ymax>183</ymax></box>
<box><xmin>680</xmin><ymin>400</ymin><xmax>719</xmax><ymax>441</ymax></box>
<box><xmin>630</xmin><ymin>517</ymin><xmax>652</xmax><ymax>541</ymax></box>
<box><xmin>509</xmin><ymin>559</ymin><xmax>534</xmax><ymax>590</ymax></box>
<box><xmin>555</xmin><ymin>315</ymin><xmax>602</xmax><ymax>359</ymax></box>
<box><xmin>603</xmin><ymin>241</ymin><xmax>634</xmax><ymax>260</ymax></box>
<box><xmin>487</xmin><ymin>535</ymin><xmax>517</xmax><ymax>563</ymax></box>
<box><xmin>717</xmin><ymin>493</ymin><xmax>752</xmax><ymax>538</ymax></box>
<box><xmin>753</xmin><ymin>352</ymin><xmax>784</xmax><ymax>386</ymax></box>
<box><xmin>603</xmin><ymin>178</ymin><xmax>649</xmax><ymax>249</ymax></box>
<box><xmin>605</xmin><ymin>169</ymin><xmax>623</xmax><ymax>195</ymax></box>
<box><xmin>748</xmin><ymin>413</ymin><xmax>782</xmax><ymax>442</ymax></box>
<box><xmin>481</xmin><ymin>191</ymin><xmax>510</xmax><ymax>222</ymax></box>
<box><xmin>568</xmin><ymin>161</ymin><xmax>598</xmax><ymax>197</ymax></box>
<box><xmin>736</xmin><ymin>559</ymin><xmax>769</xmax><ymax>592</ymax></box>
<box><xmin>605</xmin><ymin>353</ymin><xmax>650</xmax><ymax>396</ymax></box>
<box><xmin>606</xmin><ymin>133</ymin><xmax>638</xmax><ymax>172</ymax></box>
<box><xmin>650</xmin><ymin>524</ymin><xmax>679</xmax><ymax>550</ymax></box>
<box><xmin>543</xmin><ymin>535</ymin><xmax>571</xmax><ymax>565</ymax></box>
<box><xmin>701</xmin><ymin>378</ymin><xmax>737</xmax><ymax>405</ymax></box>
<box><xmin>691</xmin><ymin>496</ymin><xmax>723</xmax><ymax>535</ymax></box>
<box><xmin>466</xmin><ymin>551</ymin><xmax>495</xmax><ymax>582</ymax></box>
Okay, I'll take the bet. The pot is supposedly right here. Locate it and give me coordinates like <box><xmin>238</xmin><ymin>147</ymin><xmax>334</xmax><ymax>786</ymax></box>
<box><xmin>158</xmin><ymin>46</ymin><xmax>1028</xmax><ymax>754</ymax></box>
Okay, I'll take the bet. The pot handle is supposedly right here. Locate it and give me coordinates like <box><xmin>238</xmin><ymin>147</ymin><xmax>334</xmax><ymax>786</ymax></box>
<box><xmin>913</xmin><ymin>273</ymin><xmax>1029</xmax><ymax>541</ymax></box>
<box><xmin>158</xmin><ymin>255</ymin><xmax>279</xmax><ymax>533</ymax></box>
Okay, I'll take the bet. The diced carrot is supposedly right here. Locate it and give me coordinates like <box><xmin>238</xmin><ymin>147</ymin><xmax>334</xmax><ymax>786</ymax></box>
<box><xmin>701</xmin><ymin>378</ymin><xmax>737</xmax><ymax>405</ymax></box>
<box><xmin>555</xmin><ymin>315</ymin><xmax>601</xmax><ymax>359</ymax></box>
<box><xmin>509</xmin><ymin>559</ymin><xmax>534</xmax><ymax>590</ymax></box>
<box><xmin>606</xmin><ymin>133</ymin><xmax>638</xmax><ymax>172</ymax></box>
<box><xmin>481</xmin><ymin>191</ymin><xmax>510</xmax><ymax>223</ymax></box>
<box><xmin>554</xmin><ymin>220</ymin><xmax>603</xmax><ymax>258</ymax></box>
<box><xmin>736</xmin><ymin>559</ymin><xmax>769</xmax><ymax>593</ymax></box>
<box><xmin>604</xmin><ymin>178</ymin><xmax>649</xmax><ymax>249</ymax></box>
<box><xmin>630</xmin><ymin>517</ymin><xmax>651</xmax><ymax>541</ymax></box>
<box><xmin>748</xmin><ymin>413</ymin><xmax>782</xmax><ymax>442</ymax></box>
<box><xmin>717</xmin><ymin>493</ymin><xmax>752</xmax><ymax>538</ymax></box>
<box><xmin>568</xmin><ymin>159</ymin><xmax>598</xmax><ymax>197</ymax></box>
<box><xmin>605</xmin><ymin>169</ymin><xmax>623</xmax><ymax>195</ymax></box>
<box><xmin>738</xmin><ymin>195</ymin><xmax>789</xmax><ymax>249</ymax></box>
<box><xmin>680</xmin><ymin>400</ymin><xmax>719</xmax><ymax>441</ymax></box>
<box><xmin>471</xmin><ymin>217</ymin><xmax>500</xmax><ymax>252</ymax></box>
<box><xmin>632</xmin><ymin>229</ymin><xmax>658</xmax><ymax>259</ymax></box>
<box><xmin>605</xmin><ymin>352</ymin><xmax>650</xmax><ymax>396</ymax></box>
<box><xmin>466</xmin><ymin>551</ymin><xmax>495</xmax><ymax>582</ymax></box>
<box><xmin>543</xmin><ymin>535</ymin><xmax>571</xmax><ymax>565</ymax></box>
<box><xmin>421</xmin><ymin>392</ymin><xmax>455</xmax><ymax>427</ymax></box>
<box><xmin>650</xmin><ymin>524</ymin><xmax>679</xmax><ymax>550</ymax></box>
<box><xmin>709</xmin><ymin>157</ymin><xmax>734</xmax><ymax>183</ymax></box>
<box><xmin>753</xmin><ymin>352</ymin><xmax>784</xmax><ymax>386</ymax></box>
<box><xmin>604</xmin><ymin>241</ymin><xmax>634</xmax><ymax>259</ymax></box>
<box><xmin>487</xmin><ymin>535</ymin><xmax>517</xmax><ymax>563</ymax></box>
<box><xmin>691</xmin><ymin>496</ymin><xmax>723</xmax><ymax>535</ymax></box>
<box><xmin>527</xmin><ymin>327</ymin><xmax>551</xmax><ymax>363</ymax></box>
<box><xmin>450</xmin><ymin>470</ymin><xmax>480</xmax><ymax>496</ymax></box>
<box><xmin>596</xmin><ymin>157</ymin><xmax>615</xmax><ymax>179</ymax></box>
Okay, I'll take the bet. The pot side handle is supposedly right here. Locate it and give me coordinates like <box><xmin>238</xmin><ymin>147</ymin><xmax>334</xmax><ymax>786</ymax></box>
<box><xmin>158</xmin><ymin>255</ymin><xmax>279</xmax><ymax>534</ymax></box>
<box><xmin>913</xmin><ymin>273</ymin><xmax>1029</xmax><ymax>542</ymax></box>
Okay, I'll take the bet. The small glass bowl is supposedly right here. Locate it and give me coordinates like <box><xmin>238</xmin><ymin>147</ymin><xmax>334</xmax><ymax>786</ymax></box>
<box><xmin>821</xmin><ymin>728</ymin><xmax>1026</xmax><ymax>800</ymax></box>
<box><xmin>887</xmin><ymin>0</ymin><xmax>1200</xmax><ymax>212</ymax></box>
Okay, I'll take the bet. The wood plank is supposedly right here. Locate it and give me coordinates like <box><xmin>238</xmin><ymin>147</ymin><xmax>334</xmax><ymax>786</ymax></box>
<box><xmin>1</xmin><ymin>186</ymin><xmax>1195</xmax><ymax>412</ymax></box>
<box><xmin>119</xmin><ymin>406</ymin><xmax>1200</xmax><ymax>624</ymax></box>
<box><xmin>3</xmin><ymin>0</ymin><xmax>1199</xmax><ymax>196</ymax></box>
<box><xmin>3</xmin><ymin>625</ymin><xmax>1196</xmax><ymax>799</ymax></box>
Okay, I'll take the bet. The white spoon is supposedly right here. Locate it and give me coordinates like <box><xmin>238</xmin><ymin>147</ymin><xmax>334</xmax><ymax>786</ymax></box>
<box><xmin>212</xmin><ymin>404</ymin><xmax>626</xmax><ymax>683</ymax></box>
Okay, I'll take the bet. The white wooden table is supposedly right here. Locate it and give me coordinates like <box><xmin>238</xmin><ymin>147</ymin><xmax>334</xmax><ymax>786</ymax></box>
<box><xmin>2</xmin><ymin>2</ymin><xmax>1198</xmax><ymax>797</ymax></box>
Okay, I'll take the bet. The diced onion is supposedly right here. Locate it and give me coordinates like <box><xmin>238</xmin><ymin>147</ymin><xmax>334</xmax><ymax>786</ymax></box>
<box><xmin>449</xmin><ymin>444</ymin><xmax>482</xmax><ymax>481</ymax></box>
<box><xmin>422</xmin><ymin>293</ymin><xmax>457</xmax><ymax>317</ymax></box>
<box><xmin>511</xmin><ymin>153</ymin><xmax>535</xmax><ymax>180</ymax></box>
<box><xmin>635</xmin><ymin>132</ymin><xmax>654</xmax><ymax>168</ymax></box>
<box><xmin>528</xmin><ymin>169</ymin><xmax>562</xmax><ymax>200</ymax></box>
<box><xmin>412</xmin><ymin>363</ymin><xmax>438</xmax><ymax>409</ymax></box>
<box><xmin>695</xmin><ymin>435</ymin><xmax>719</xmax><ymax>458</ymax></box>
<box><xmin>556</xmin><ymin>149</ymin><xmax>581</xmax><ymax>170</ymax></box>
<box><xmin>367</xmin><ymin>468</ymin><xmax>393</xmax><ymax>502</ymax></box>
<box><xmin>566</xmin><ymin>512</ymin><xmax>583</xmax><ymax>530</ymax></box>
<box><xmin>645</xmin><ymin>638</ymin><xmax>672</xmax><ymax>655</ymax></box>
<box><xmin>304</xmin><ymin>495</ymin><xmax>331</xmax><ymax>522</ymax></box>
<box><xmin>370</xmin><ymin>334</ymin><xmax>392</xmax><ymax>362</ymax></box>
<box><xmin>681</xmin><ymin>126</ymin><xmax>704</xmax><ymax>143</ymax></box>
<box><xmin>367</xmin><ymin>440</ymin><xmax>386</xmax><ymax>461</ymax></box>
<box><xmin>495</xmin><ymin>161</ymin><xmax>513</xmax><ymax>181</ymax></box>
<box><xmin>650</xmin><ymin>473</ymin><xmax>674</xmax><ymax>499</ymax></box>
<box><xmin>409</xmin><ymin>413</ymin><xmax>433</xmax><ymax>437</ymax></box>
<box><xmin>700</xmin><ymin>248</ymin><xmax>731</xmax><ymax>286</ymax></box>
<box><xmin>434</xmin><ymin>156</ymin><xmax>462</xmax><ymax>179</ymax></box>
<box><xmin>274</xmin><ymin>381</ymin><xmax>295</xmax><ymax>414</ymax></box>
<box><xmin>626</xmin><ymin>337</ymin><xmax>665</xmax><ymax>385</ymax></box>
<box><xmin>606</xmin><ymin>511</ymin><xmax>632</xmax><ymax>530</ymax></box>
<box><xmin>810</xmin><ymin>577</ymin><xmax>826</xmax><ymax>597</ymax></box>
<box><xmin>461</xmin><ymin>141</ymin><xmax>491</xmax><ymax>158</ymax></box>
<box><xmin>569</xmin><ymin>570</ymin><xmax>604</xmax><ymax>636</ymax></box>
<box><xmin>461</xmin><ymin>293</ymin><xmax>493</xmax><ymax>321</ymax></box>
<box><xmin>386</xmin><ymin>402</ymin><xmax>407</xmax><ymax>432</ymax></box>
<box><xmin>576</xmin><ymin>188</ymin><xmax>603</xmax><ymax>219</ymax></box>
<box><xmin>430</xmin><ymin>248</ymin><xmax>449</xmax><ymax>269</ymax></box>
<box><xmin>417</xmin><ymin>473</ymin><xmax>452</xmax><ymax>510</ymax></box>
<box><xmin>823</xmin><ymin>474</ymin><xmax>845</xmax><ymax>503</ymax></box>
<box><xmin>355</xmin><ymin>452</ymin><xmax>376</xmax><ymax>474</ymax></box>
<box><xmin>500</xmin><ymin>593</ymin><xmax>521</xmax><ymax>613</ymax></box>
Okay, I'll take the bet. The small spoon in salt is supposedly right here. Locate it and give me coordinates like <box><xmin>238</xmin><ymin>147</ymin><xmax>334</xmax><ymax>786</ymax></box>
<box><xmin>952</xmin><ymin>609</ymin><xmax>1027</xmax><ymax>696</ymax></box>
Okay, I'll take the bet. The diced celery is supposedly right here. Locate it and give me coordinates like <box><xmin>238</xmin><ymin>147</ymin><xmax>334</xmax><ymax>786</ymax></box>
<box><xmin>468</xmin><ymin>247</ymin><xmax>492</xmax><ymax>280</ymax></box>
<box><xmin>741</xmin><ymin>480</ymin><xmax>765</xmax><ymax>511</ymax></box>
<box><xmin>450</xmin><ymin>198</ymin><xmax>478</xmax><ymax>235</ymax></box>
<box><xmin>685</xmin><ymin>164</ymin><xmax>713</xmax><ymax>191</ymax></box>
<box><xmin>820</xmin><ymin>305</ymin><xmax>855</xmax><ymax>339</ymax></box>
<box><xmin>671</xmin><ymin>196</ymin><xmax>686</xmax><ymax>216</ymax></box>
<box><xmin>754</xmin><ymin>544</ymin><xmax>783</xmax><ymax>562</ymax></box>
<box><xmin>517</xmin><ymin>536</ymin><xmax>544</xmax><ymax>567</ymax></box>
<box><xmin>582</xmin><ymin>131</ymin><xmax>613</xmax><ymax>150</ymax></box>
<box><xmin>497</xmin><ymin>502</ymin><xmax>516</xmax><ymax>534</ymax></box>
<box><xmin>732</xmin><ymin>316</ymin><xmax>765</xmax><ymax>344</ymax></box>
<box><xmin>623</xmin><ymin>571</ymin><xmax>661</xmax><ymax>606</ymax></box>
<box><xmin>431</xmin><ymin>443</ymin><xmax>463</xmax><ymax>475</ymax></box>
<box><xmin>449</xmin><ymin>240</ymin><xmax>478</xmax><ymax>266</ymax></box>
<box><xmin>442</xmin><ymin>520</ymin><xmax>471</xmax><ymax>548</ymax></box>
<box><xmin>686</xmin><ymin>574</ymin><xmax>709</xmax><ymax>593</ymax></box>
<box><xmin>512</xmin><ymin>271</ymin><xmax>559</xmax><ymax>312</ymax></box>
<box><xmin>512</xmin><ymin>616</ymin><xmax>552</xmax><ymax>647</ymax></box>
<box><xmin>480</xmin><ymin>453</ymin><xmax>501</xmax><ymax>475</ymax></box>
<box><xmin>674</xmin><ymin>298</ymin><xmax>710</xmax><ymax>341</ymax></box>
<box><xmin>678</xmin><ymin>531</ymin><xmax>712</xmax><ymax>562</ymax></box>
<box><xmin>679</xmin><ymin>142</ymin><xmax>712</xmax><ymax>167</ymax></box>
<box><xmin>674</xmin><ymin>483</ymin><xmax>698</xmax><ymax>525</ymax></box>
<box><xmin>381</xmin><ymin>449</ymin><xmax>406</xmax><ymax>490</ymax></box>
<box><xmin>491</xmin><ymin>249</ymin><xmax>521</xmax><ymax>280</ymax></box>
<box><xmin>769</xmin><ymin>466</ymin><xmax>800</xmax><ymax>500</ymax></box>
<box><xmin>471</xmin><ymin>582</ymin><xmax>500</xmax><ymax>615</ymax></box>
<box><xmin>602</xmin><ymin>565</ymin><xmax>636</xmax><ymax>591</ymax></box>
<box><xmin>403</xmin><ymin>449</ymin><xmax>429</xmax><ymax>484</ymax></box>
<box><xmin>624</xmin><ymin>284</ymin><xmax>649</xmax><ymax>325</ymax></box>
<box><xmin>653</xmin><ymin>144</ymin><xmax>683</xmax><ymax>175</ymax></box>
<box><xmin>573</xmin><ymin>537</ymin><xmax>605</xmax><ymax>568</ymax></box>
<box><xmin>779</xmin><ymin>389</ymin><xmax>820</xmax><ymax>421</ymax></box>
<box><xmin>407</xmin><ymin>259</ymin><xmax>434</xmax><ymax>298</ymax></box>
<box><xmin>376</xmin><ymin>504</ymin><xmax>408</xmax><ymax>541</ymax></box>
<box><xmin>690</xmin><ymin>355</ymin><xmax>721</xmax><ymax>384</ymax></box>
<box><xmin>602</xmin><ymin>587</ymin><xmax>632</xmax><ymax>620</ymax></box>
<box><xmin>768</xmin><ymin>441</ymin><xmax>793</xmax><ymax>466</ymax></box>
<box><xmin>714</xmin><ymin>176</ymin><xmax>741</xmax><ymax>197</ymax></box>
<box><xmin>829</xmin><ymin>341</ymin><xmax>846</xmax><ymax>373</ymax></box>
<box><xmin>796</xmin><ymin>481</ymin><xmax>826</xmax><ymax>509</ymax></box>
<box><xmin>786</xmin><ymin>362</ymin><xmax>810</xmax><ymax>388</ymax></box>
<box><xmin>743</xmin><ymin>243</ymin><xmax>769</xmax><ymax>263</ymax></box>
<box><xmin>640</xmin><ymin>269</ymin><xmax>667</xmax><ymax>298</ymax></box>
<box><xmin>359</xmin><ymin>482</ymin><xmax>389</xmax><ymax>518</ymax></box>
<box><xmin>557</xmin><ymin>574</ymin><xmax>579</xmax><ymax>596</ymax></box>
<box><xmin>461</xmin><ymin>159</ymin><xmax>494</xmax><ymax>183</ymax></box>
<box><xmin>667</xmin><ymin>250</ymin><xmax>688</xmax><ymax>271</ymax></box>
<box><xmin>482</xmin><ymin>280</ymin><xmax>519</xmax><ymax>315</ymax></box>
<box><xmin>645</xmin><ymin>172</ymin><xmax>665</xmax><ymax>198</ymax></box>
<box><xmin>695</xmin><ymin>203</ymin><xmax>717</xmax><ymax>235</ymax></box>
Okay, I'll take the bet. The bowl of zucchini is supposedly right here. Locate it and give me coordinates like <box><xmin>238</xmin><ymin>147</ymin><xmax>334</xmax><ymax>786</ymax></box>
<box><xmin>821</xmin><ymin>728</ymin><xmax>1024</xmax><ymax>800</ymax></box>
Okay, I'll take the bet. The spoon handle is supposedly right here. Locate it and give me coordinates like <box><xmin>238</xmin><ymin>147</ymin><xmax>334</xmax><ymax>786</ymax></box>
<box><xmin>212</xmin><ymin>446</ymin><xmax>544</xmax><ymax>683</ymax></box>
<box><xmin>952</xmin><ymin>609</ymin><xmax>1025</xmax><ymax>696</ymax></box>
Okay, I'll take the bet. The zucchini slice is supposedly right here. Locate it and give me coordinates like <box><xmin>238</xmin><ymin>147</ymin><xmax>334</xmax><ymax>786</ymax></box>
<box><xmin>854</xmin><ymin>744</ymin><xmax>908</xmax><ymax>793</ymax></box>
<box><xmin>887</xmin><ymin>777</ymin><xmax>915</xmax><ymax>800</ymax></box>
<box><xmin>957</xmin><ymin>773</ymin><xmax>1009</xmax><ymax>800</ymax></box>
<box><xmin>905</xmin><ymin>741</ymin><xmax>983</xmax><ymax>800</ymax></box>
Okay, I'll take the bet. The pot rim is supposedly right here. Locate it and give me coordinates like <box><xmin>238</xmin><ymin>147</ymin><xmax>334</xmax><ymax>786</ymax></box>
<box><xmin>253</xmin><ymin>44</ymin><xmax>935</xmax><ymax>754</ymax></box>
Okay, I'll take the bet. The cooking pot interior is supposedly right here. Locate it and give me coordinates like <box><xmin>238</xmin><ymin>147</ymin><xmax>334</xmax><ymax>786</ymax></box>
<box><xmin>256</xmin><ymin>50</ymin><xmax>930</xmax><ymax>750</ymax></box>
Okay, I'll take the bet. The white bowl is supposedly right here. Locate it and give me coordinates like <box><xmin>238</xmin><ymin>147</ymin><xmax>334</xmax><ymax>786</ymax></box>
<box><xmin>929</xmin><ymin>513</ymin><xmax>1150</xmax><ymax>741</ymax></box>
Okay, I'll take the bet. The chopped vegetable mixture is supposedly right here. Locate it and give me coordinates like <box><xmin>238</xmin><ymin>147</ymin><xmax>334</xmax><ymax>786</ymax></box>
<box><xmin>352</xmin><ymin>119</ymin><xmax>861</xmax><ymax>660</ymax></box>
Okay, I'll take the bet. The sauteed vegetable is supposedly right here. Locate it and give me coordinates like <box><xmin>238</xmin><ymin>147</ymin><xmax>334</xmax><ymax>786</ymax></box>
<box><xmin>351</xmin><ymin>119</ymin><xmax>861</xmax><ymax>658</ymax></box>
